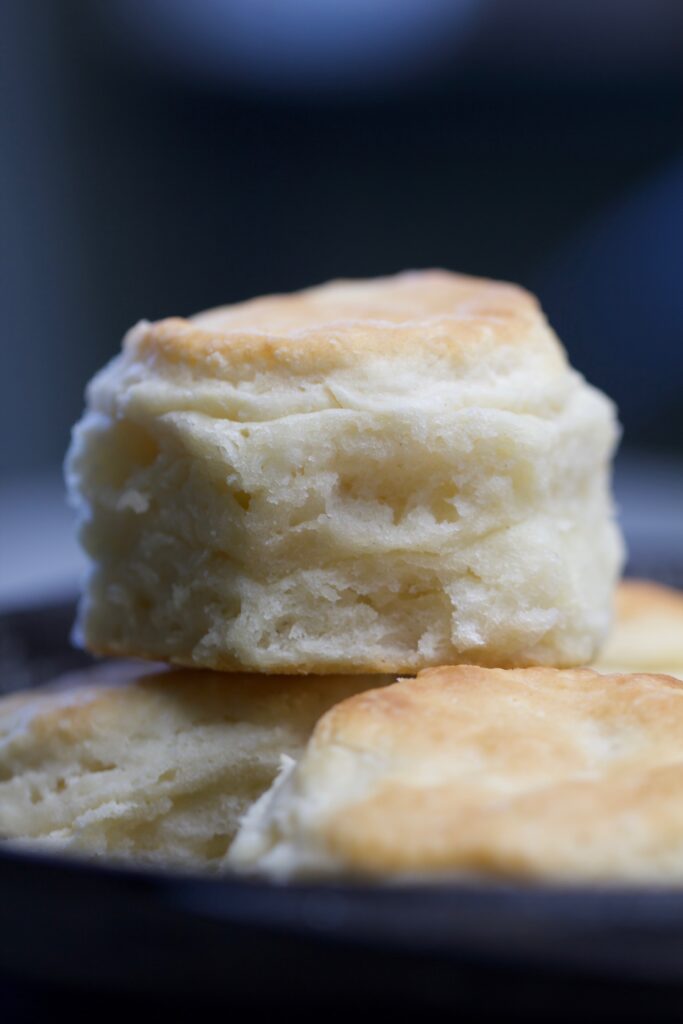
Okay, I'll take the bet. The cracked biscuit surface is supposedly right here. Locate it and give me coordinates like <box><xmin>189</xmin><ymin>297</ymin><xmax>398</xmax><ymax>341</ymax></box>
<box><xmin>66</xmin><ymin>270</ymin><xmax>622</xmax><ymax>673</ymax></box>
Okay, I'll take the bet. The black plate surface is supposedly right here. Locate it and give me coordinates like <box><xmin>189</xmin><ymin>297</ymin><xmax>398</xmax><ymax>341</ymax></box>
<box><xmin>2</xmin><ymin>588</ymin><xmax>683</xmax><ymax>1022</ymax></box>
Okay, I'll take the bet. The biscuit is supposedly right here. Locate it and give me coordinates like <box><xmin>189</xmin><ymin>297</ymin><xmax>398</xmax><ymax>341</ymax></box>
<box><xmin>594</xmin><ymin>579</ymin><xmax>683</xmax><ymax>679</ymax></box>
<box><xmin>66</xmin><ymin>270</ymin><xmax>622</xmax><ymax>673</ymax></box>
<box><xmin>229</xmin><ymin>665</ymin><xmax>683</xmax><ymax>882</ymax></box>
<box><xmin>0</xmin><ymin>663</ymin><xmax>388</xmax><ymax>869</ymax></box>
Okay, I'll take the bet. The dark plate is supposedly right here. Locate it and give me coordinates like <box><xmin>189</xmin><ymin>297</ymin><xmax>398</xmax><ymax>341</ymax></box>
<box><xmin>2</xmin><ymin>588</ymin><xmax>683</xmax><ymax>1022</ymax></box>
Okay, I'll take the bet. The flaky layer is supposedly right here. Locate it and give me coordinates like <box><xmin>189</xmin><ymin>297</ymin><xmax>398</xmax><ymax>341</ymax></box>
<box><xmin>229</xmin><ymin>666</ymin><xmax>683</xmax><ymax>882</ymax></box>
<box><xmin>0</xmin><ymin>663</ymin><xmax>388</xmax><ymax>868</ymax></box>
<box><xmin>66</xmin><ymin>270</ymin><xmax>623</xmax><ymax>673</ymax></box>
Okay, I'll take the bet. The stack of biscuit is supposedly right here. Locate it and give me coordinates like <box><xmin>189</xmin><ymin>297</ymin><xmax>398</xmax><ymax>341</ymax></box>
<box><xmin>2</xmin><ymin>271</ymin><xmax>682</xmax><ymax>883</ymax></box>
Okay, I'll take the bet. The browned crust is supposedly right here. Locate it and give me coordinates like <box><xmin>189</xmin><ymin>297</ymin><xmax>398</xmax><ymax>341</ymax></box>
<box><xmin>305</xmin><ymin>666</ymin><xmax>683</xmax><ymax>877</ymax></box>
<box><xmin>126</xmin><ymin>270</ymin><xmax>562</xmax><ymax>378</ymax></box>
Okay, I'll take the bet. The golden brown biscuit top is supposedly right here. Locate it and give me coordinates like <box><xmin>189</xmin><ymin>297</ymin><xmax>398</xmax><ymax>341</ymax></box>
<box><xmin>192</xmin><ymin>270</ymin><xmax>536</xmax><ymax>332</ymax></box>
<box><xmin>246</xmin><ymin>665</ymin><xmax>683</xmax><ymax>880</ymax></box>
<box><xmin>319</xmin><ymin>665</ymin><xmax>683</xmax><ymax>776</ymax></box>
<box><xmin>125</xmin><ymin>270</ymin><xmax>566</xmax><ymax>378</ymax></box>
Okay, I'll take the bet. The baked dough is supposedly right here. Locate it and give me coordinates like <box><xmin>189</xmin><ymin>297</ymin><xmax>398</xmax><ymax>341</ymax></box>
<box><xmin>229</xmin><ymin>665</ymin><xmax>683</xmax><ymax>882</ymax></box>
<box><xmin>594</xmin><ymin>579</ymin><xmax>683</xmax><ymax>679</ymax></box>
<box><xmin>66</xmin><ymin>270</ymin><xmax>622</xmax><ymax>673</ymax></box>
<box><xmin>0</xmin><ymin>662</ymin><xmax>388</xmax><ymax>869</ymax></box>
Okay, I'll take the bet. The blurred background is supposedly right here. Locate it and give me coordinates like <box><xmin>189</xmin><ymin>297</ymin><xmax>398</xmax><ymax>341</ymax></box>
<box><xmin>2</xmin><ymin>0</ymin><xmax>682</xmax><ymax>604</ymax></box>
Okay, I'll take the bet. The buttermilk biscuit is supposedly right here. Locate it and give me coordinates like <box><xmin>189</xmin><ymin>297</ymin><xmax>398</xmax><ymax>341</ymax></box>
<box><xmin>0</xmin><ymin>663</ymin><xmax>388</xmax><ymax>869</ymax></box>
<box><xmin>594</xmin><ymin>579</ymin><xmax>683</xmax><ymax>679</ymax></box>
<box><xmin>66</xmin><ymin>270</ymin><xmax>622</xmax><ymax>673</ymax></box>
<box><xmin>230</xmin><ymin>665</ymin><xmax>683</xmax><ymax>882</ymax></box>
